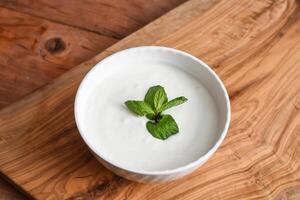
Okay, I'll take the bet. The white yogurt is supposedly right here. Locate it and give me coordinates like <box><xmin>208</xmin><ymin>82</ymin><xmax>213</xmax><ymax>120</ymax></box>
<box><xmin>81</xmin><ymin>61</ymin><xmax>220</xmax><ymax>172</ymax></box>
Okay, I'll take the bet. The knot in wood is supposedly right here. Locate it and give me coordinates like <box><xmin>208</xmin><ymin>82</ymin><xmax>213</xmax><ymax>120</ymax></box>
<box><xmin>45</xmin><ymin>37</ymin><xmax>66</xmax><ymax>54</ymax></box>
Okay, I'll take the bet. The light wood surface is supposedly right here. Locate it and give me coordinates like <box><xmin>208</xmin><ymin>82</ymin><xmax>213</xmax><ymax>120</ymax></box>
<box><xmin>0</xmin><ymin>0</ymin><xmax>300</xmax><ymax>199</ymax></box>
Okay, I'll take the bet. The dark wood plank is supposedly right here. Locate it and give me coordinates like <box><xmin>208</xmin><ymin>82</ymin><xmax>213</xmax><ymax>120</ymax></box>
<box><xmin>0</xmin><ymin>7</ymin><xmax>117</xmax><ymax>109</ymax></box>
<box><xmin>0</xmin><ymin>177</ymin><xmax>28</xmax><ymax>200</ymax></box>
<box><xmin>0</xmin><ymin>0</ymin><xmax>187</xmax><ymax>39</ymax></box>
<box><xmin>0</xmin><ymin>0</ymin><xmax>188</xmax><ymax>109</ymax></box>
<box><xmin>1</xmin><ymin>0</ymin><xmax>300</xmax><ymax>199</ymax></box>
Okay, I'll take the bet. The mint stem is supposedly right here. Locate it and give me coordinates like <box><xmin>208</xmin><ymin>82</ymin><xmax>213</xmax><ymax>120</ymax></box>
<box><xmin>154</xmin><ymin>113</ymin><xmax>162</xmax><ymax>123</ymax></box>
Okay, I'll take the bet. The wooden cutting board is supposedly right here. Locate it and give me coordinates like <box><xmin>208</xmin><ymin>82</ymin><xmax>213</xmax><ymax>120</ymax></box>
<box><xmin>1</xmin><ymin>0</ymin><xmax>300</xmax><ymax>199</ymax></box>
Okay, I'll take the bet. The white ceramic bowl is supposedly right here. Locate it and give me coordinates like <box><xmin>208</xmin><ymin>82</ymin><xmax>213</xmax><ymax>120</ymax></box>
<box><xmin>74</xmin><ymin>46</ymin><xmax>230</xmax><ymax>182</ymax></box>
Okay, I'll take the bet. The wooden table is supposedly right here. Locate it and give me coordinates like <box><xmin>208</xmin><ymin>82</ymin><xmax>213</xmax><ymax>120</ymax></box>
<box><xmin>0</xmin><ymin>0</ymin><xmax>186</xmax><ymax>199</ymax></box>
<box><xmin>1</xmin><ymin>0</ymin><xmax>300</xmax><ymax>199</ymax></box>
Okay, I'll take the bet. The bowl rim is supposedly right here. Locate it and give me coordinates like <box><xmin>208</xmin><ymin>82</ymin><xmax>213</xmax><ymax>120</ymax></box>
<box><xmin>74</xmin><ymin>46</ymin><xmax>231</xmax><ymax>176</ymax></box>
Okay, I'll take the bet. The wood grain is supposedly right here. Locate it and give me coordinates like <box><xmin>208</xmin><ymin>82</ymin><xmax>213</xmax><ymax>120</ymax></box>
<box><xmin>0</xmin><ymin>1</ymin><xmax>219</xmax><ymax>199</ymax></box>
<box><xmin>0</xmin><ymin>0</ymin><xmax>300</xmax><ymax>199</ymax></box>
<box><xmin>0</xmin><ymin>7</ymin><xmax>116</xmax><ymax>109</ymax></box>
<box><xmin>0</xmin><ymin>0</ymin><xmax>187</xmax><ymax>109</ymax></box>
<box><xmin>0</xmin><ymin>1</ymin><xmax>188</xmax><ymax>198</ymax></box>
<box><xmin>275</xmin><ymin>186</ymin><xmax>300</xmax><ymax>200</ymax></box>
<box><xmin>0</xmin><ymin>0</ymin><xmax>187</xmax><ymax>38</ymax></box>
<box><xmin>0</xmin><ymin>177</ymin><xmax>29</xmax><ymax>200</ymax></box>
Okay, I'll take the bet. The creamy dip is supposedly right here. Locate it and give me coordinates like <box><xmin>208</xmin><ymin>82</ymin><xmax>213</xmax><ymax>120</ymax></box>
<box><xmin>81</xmin><ymin>61</ymin><xmax>220</xmax><ymax>172</ymax></box>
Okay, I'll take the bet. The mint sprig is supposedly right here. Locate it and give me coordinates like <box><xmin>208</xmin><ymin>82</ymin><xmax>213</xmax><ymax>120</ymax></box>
<box><xmin>125</xmin><ymin>85</ymin><xmax>188</xmax><ymax>140</ymax></box>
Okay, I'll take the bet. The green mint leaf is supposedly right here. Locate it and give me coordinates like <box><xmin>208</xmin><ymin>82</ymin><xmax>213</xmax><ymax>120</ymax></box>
<box><xmin>144</xmin><ymin>85</ymin><xmax>168</xmax><ymax>112</ymax></box>
<box><xmin>154</xmin><ymin>87</ymin><xmax>168</xmax><ymax>112</ymax></box>
<box><xmin>125</xmin><ymin>101</ymin><xmax>155</xmax><ymax>116</ymax></box>
<box><xmin>161</xmin><ymin>96</ymin><xmax>188</xmax><ymax>111</ymax></box>
<box><xmin>146</xmin><ymin>114</ymin><xmax>179</xmax><ymax>140</ymax></box>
